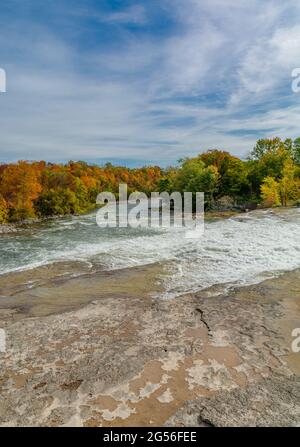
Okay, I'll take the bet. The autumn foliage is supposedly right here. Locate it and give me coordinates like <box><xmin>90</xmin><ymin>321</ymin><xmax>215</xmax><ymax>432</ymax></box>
<box><xmin>1</xmin><ymin>137</ymin><xmax>300</xmax><ymax>223</ymax></box>
<box><xmin>0</xmin><ymin>161</ymin><xmax>163</xmax><ymax>222</ymax></box>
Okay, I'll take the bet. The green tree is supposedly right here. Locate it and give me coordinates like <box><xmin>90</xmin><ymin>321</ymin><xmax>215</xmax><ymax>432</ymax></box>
<box><xmin>35</xmin><ymin>189</ymin><xmax>80</xmax><ymax>217</ymax></box>
<box><xmin>248</xmin><ymin>139</ymin><xmax>290</xmax><ymax>198</ymax></box>
<box><xmin>200</xmin><ymin>150</ymin><xmax>250</xmax><ymax>199</ymax></box>
<box><xmin>292</xmin><ymin>138</ymin><xmax>300</xmax><ymax>165</ymax></box>
<box><xmin>251</xmin><ymin>137</ymin><xmax>287</xmax><ymax>160</ymax></box>
<box><xmin>175</xmin><ymin>158</ymin><xmax>219</xmax><ymax>208</ymax></box>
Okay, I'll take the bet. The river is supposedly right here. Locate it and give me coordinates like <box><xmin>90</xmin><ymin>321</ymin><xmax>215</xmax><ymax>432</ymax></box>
<box><xmin>1</xmin><ymin>207</ymin><xmax>300</xmax><ymax>299</ymax></box>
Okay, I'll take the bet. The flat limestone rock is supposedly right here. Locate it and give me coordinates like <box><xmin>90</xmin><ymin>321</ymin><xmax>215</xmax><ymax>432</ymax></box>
<box><xmin>0</xmin><ymin>265</ymin><xmax>299</xmax><ymax>426</ymax></box>
<box><xmin>166</xmin><ymin>375</ymin><xmax>300</xmax><ymax>427</ymax></box>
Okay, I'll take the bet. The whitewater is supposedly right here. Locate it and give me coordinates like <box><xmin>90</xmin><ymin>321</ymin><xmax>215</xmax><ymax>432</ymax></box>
<box><xmin>0</xmin><ymin>207</ymin><xmax>299</xmax><ymax>298</ymax></box>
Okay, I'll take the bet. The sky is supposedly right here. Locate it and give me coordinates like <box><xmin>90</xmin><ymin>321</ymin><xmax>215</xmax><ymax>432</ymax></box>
<box><xmin>0</xmin><ymin>0</ymin><xmax>300</xmax><ymax>166</ymax></box>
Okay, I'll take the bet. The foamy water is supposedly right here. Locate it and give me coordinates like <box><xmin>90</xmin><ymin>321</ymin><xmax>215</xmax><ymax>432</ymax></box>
<box><xmin>1</xmin><ymin>208</ymin><xmax>300</xmax><ymax>297</ymax></box>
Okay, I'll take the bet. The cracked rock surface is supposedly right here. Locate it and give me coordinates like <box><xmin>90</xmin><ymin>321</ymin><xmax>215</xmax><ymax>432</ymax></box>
<box><xmin>0</xmin><ymin>264</ymin><xmax>299</xmax><ymax>426</ymax></box>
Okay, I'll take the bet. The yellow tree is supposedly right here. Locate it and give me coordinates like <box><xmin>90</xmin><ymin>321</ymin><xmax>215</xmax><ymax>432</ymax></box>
<box><xmin>278</xmin><ymin>158</ymin><xmax>299</xmax><ymax>206</ymax></box>
<box><xmin>260</xmin><ymin>177</ymin><xmax>280</xmax><ymax>207</ymax></box>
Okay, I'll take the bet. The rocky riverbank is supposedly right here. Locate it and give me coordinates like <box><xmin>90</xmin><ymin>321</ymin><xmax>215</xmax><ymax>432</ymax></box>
<box><xmin>0</xmin><ymin>224</ymin><xmax>19</xmax><ymax>234</ymax></box>
<box><xmin>0</xmin><ymin>215</ymin><xmax>75</xmax><ymax>234</ymax></box>
<box><xmin>0</xmin><ymin>264</ymin><xmax>299</xmax><ymax>427</ymax></box>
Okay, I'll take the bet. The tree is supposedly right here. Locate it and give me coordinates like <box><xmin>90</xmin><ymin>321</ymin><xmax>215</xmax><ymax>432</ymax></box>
<box><xmin>200</xmin><ymin>150</ymin><xmax>250</xmax><ymax>199</ymax></box>
<box><xmin>248</xmin><ymin>139</ymin><xmax>290</xmax><ymax>198</ymax></box>
<box><xmin>175</xmin><ymin>158</ymin><xmax>219</xmax><ymax>208</ymax></box>
<box><xmin>260</xmin><ymin>177</ymin><xmax>280</xmax><ymax>208</ymax></box>
<box><xmin>292</xmin><ymin>138</ymin><xmax>300</xmax><ymax>165</ymax></box>
<box><xmin>0</xmin><ymin>161</ymin><xmax>42</xmax><ymax>220</ymax></box>
<box><xmin>35</xmin><ymin>189</ymin><xmax>80</xmax><ymax>217</ymax></box>
<box><xmin>158</xmin><ymin>167</ymin><xmax>178</xmax><ymax>194</ymax></box>
<box><xmin>260</xmin><ymin>158</ymin><xmax>300</xmax><ymax>207</ymax></box>
<box><xmin>278</xmin><ymin>158</ymin><xmax>299</xmax><ymax>206</ymax></box>
<box><xmin>251</xmin><ymin>137</ymin><xmax>288</xmax><ymax>160</ymax></box>
<box><xmin>0</xmin><ymin>195</ymin><xmax>8</xmax><ymax>223</ymax></box>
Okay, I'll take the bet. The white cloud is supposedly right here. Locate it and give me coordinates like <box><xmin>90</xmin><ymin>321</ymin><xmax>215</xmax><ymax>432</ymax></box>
<box><xmin>230</xmin><ymin>24</ymin><xmax>300</xmax><ymax>106</ymax></box>
<box><xmin>1</xmin><ymin>0</ymin><xmax>300</xmax><ymax>163</ymax></box>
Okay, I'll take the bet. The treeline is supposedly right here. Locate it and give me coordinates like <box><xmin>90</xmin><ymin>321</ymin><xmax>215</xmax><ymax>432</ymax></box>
<box><xmin>0</xmin><ymin>161</ymin><xmax>162</xmax><ymax>223</ymax></box>
<box><xmin>160</xmin><ymin>137</ymin><xmax>300</xmax><ymax>210</ymax></box>
<box><xmin>1</xmin><ymin>137</ymin><xmax>300</xmax><ymax>223</ymax></box>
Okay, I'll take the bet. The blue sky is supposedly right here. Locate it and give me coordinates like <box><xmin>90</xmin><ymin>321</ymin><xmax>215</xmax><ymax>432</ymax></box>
<box><xmin>0</xmin><ymin>0</ymin><xmax>300</xmax><ymax>166</ymax></box>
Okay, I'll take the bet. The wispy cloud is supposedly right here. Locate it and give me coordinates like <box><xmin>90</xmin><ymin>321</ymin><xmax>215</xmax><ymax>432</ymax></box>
<box><xmin>0</xmin><ymin>0</ymin><xmax>300</xmax><ymax>164</ymax></box>
<box><xmin>89</xmin><ymin>4</ymin><xmax>147</xmax><ymax>25</ymax></box>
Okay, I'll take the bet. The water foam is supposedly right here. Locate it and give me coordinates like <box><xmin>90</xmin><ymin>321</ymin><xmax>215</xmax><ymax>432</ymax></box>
<box><xmin>1</xmin><ymin>208</ymin><xmax>300</xmax><ymax>297</ymax></box>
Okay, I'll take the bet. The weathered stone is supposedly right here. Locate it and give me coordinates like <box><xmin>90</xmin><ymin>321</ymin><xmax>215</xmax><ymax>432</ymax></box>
<box><xmin>0</xmin><ymin>265</ymin><xmax>299</xmax><ymax>426</ymax></box>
